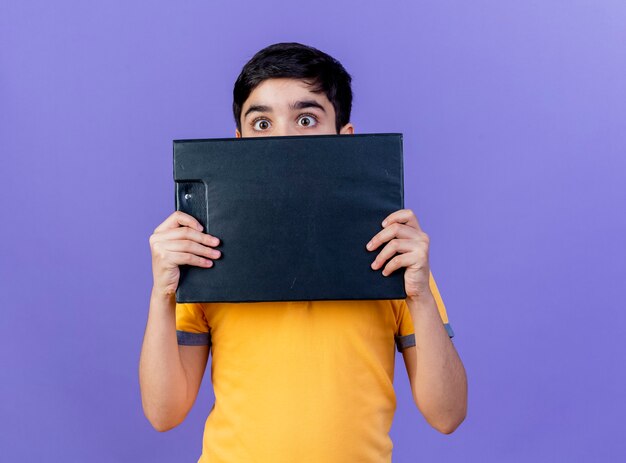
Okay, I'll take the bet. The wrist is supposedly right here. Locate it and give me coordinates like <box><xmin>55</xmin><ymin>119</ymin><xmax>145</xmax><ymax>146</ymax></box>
<box><xmin>151</xmin><ymin>286</ymin><xmax>176</xmax><ymax>304</ymax></box>
<box><xmin>406</xmin><ymin>288</ymin><xmax>435</xmax><ymax>306</ymax></box>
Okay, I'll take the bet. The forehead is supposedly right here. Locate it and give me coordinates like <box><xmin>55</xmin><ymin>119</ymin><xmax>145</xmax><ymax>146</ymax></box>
<box><xmin>242</xmin><ymin>78</ymin><xmax>333</xmax><ymax>111</ymax></box>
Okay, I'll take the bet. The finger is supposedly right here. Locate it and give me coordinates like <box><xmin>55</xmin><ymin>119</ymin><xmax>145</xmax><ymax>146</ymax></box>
<box><xmin>370</xmin><ymin>239</ymin><xmax>415</xmax><ymax>270</ymax></box>
<box><xmin>168</xmin><ymin>251</ymin><xmax>214</xmax><ymax>268</ymax></box>
<box><xmin>366</xmin><ymin>223</ymin><xmax>419</xmax><ymax>251</ymax></box>
<box><xmin>152</xmin><ymin>227</ymin><xmax>220</xmax><ymax>247</ymax></box>
<box><xmin>154</xmin><ymin>211</ymin><xmax>203</xmax><ymax>233</ymax></box>
<box><xmin>162</xmin><ymin>240</ymin><xmax>221</xmax><ymax>260</ymax></box>
<box><xmin>381</xmin><ymin>209</ymin><xmax>420</xmax><ymax>230</ymax></box>
<box><xmin>382</xmin><ymin>253</ymin><xmax>415</xmax><ymax>276</ymax></box>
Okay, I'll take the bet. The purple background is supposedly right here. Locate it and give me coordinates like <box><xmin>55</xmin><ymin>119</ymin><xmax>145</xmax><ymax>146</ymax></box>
<box><xmin>1</xmin><ymin>1</ymin><xmax>625</xmax><ymax>461</ymax></box>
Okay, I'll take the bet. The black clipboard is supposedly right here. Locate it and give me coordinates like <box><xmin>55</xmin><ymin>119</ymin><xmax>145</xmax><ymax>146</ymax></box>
<box><xmin>173</xmin><ymin>133</ymin><xmax>406</xmax><ymax>303</ymax></box>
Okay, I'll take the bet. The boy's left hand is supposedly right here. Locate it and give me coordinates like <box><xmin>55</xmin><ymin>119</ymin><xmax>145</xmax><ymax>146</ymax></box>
<box><xmin>366</xmin><ymin>209</ymin><xmax>431</xmax><ymax>299</ymax></box>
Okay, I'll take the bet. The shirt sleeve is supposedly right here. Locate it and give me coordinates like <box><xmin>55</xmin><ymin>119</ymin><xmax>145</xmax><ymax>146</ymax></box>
<box><xmin>175</xmin><ymin>302</ymin><xmax>211</xmax><ymax>347</ymax></box>
<box><xmin>394</xmin><ymin>270</ymin><xmax>455</xmax><ymax>352</ymax></box>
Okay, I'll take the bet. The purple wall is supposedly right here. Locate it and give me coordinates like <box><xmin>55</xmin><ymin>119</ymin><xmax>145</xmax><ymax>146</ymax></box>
<box><xmin>2</xmin><ymin>1</ymin><xmax>625</xmax><ymax>461</ymax></box>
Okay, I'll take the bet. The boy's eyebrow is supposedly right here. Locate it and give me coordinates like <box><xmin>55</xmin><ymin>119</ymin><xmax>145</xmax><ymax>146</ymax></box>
<box><xmin>290</xmin><ymin>100</ymin><xmax>326</xmax><ymax>113</ymax></box>
<box><xmin>243</xmin><ymin>100</ymin><xmax>326</xmax><ymax>119</ymax></box>
<box><xmin>244</xmin><ymin>104</ymin><xmax>272</xmax><ymax>118</ymax></box>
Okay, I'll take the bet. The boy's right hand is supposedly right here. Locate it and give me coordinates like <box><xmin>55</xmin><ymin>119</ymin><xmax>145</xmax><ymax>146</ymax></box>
<box><xmin>149</xmin><ymin>211</ymin><xmax>221</xmax><ymax>297</ymax></box>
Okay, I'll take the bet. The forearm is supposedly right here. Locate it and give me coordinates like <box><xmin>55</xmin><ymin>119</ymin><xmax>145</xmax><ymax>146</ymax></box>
<box><xmin>139</xmin><ymin>288</ymin><xmax>189</xmax><ymax>431</ymax></box>
<box><xmin>406</xmin><ymin>292</ymin><xmax>467</xmax><ymax>433</ymax></box>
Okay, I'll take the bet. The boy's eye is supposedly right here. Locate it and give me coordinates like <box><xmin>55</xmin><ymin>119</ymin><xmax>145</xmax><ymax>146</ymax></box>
<box><xmin>297</xmin><ymin>114</ymin><xmax>318</xmax><ymax>128</ymax></box>
<box><xmin>252</xmin><ymin>119</ymin><xmax>271</xmax><ymax>131</ymax></box>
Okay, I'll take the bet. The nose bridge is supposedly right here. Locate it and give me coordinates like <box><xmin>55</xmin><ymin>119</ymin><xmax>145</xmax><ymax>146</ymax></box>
<box><xmin>273</xmin><ymin>117</ymin><xmax>298</xmax><ymax>136</ymax></box>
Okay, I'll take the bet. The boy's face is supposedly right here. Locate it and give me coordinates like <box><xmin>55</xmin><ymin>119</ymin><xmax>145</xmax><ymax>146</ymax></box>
<box><xmin>236</xmin><ymin>78</ymin><xmax>354</xmax><ymax>138</ymax></box>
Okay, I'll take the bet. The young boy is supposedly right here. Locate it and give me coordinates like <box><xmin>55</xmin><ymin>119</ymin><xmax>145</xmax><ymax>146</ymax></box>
<box><xmin>139</xmin><ymin>42</ymin><xmax>467</xmax><ymax>463</ymax></box>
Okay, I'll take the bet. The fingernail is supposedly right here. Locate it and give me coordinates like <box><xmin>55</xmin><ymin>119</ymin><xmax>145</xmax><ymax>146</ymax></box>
<box><xmin>382</xmin><ymin>220</ymin><xmax>388</xmax><ymax>227</ymax></box>
<box><xmin>366</xmin><ymin>241</ymin><xmax>372</xmax><ymax>250</ymax></box>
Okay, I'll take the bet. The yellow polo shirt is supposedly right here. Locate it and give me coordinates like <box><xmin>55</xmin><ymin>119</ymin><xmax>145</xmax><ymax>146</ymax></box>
<box><xmin>176</xmin><ymin>271</ymin><xmax>453</xmax><ymax>463</ymax></box>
